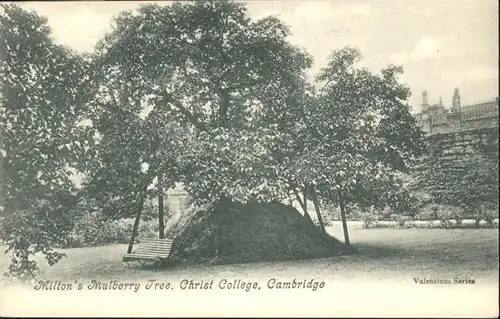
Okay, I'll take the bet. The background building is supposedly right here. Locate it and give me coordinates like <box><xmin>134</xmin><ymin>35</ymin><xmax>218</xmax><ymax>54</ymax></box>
<box><xmin>414</xmin><ymin>89</ymin><xmax>499</xmax><ymax>135</ymax></box>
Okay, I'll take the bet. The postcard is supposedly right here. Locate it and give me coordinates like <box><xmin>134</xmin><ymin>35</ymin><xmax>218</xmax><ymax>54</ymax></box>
<box><xmin>1</xmin><ymin>1</ymin><xmax>498</xmax><ymax>317</ymax></box>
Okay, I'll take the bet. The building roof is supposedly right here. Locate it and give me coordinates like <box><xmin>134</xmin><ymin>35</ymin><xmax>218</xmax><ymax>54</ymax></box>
<box><xmin>460</xmin><ymin>100</ymin><xmax>499</xmax><ymax>121</ymax></box>
<box><xmin>414</xmin><ymin>98</ymin><xmax>499</xmax><ymax>121</ymax></box>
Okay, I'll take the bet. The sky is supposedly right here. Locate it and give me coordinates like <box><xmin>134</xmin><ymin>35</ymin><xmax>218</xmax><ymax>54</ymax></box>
<box><xmin>18</xmin><ymin>0</ymin><xmax>499</xmax><ymax>113</ymax></box>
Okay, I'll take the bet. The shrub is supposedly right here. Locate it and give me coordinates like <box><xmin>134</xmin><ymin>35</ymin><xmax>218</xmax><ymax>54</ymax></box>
<box><xmin>67</xmin><ymin>212</ymin><xmax>161</xmax><ymax>248</ymax></box>
<box><xmin>138</xmin><ymin>219</ymin><xmax>159</xmax><ymax>240</ymax></box>
<box><xmin>415</xmin><ymin>203</ymin><xmax>463</xmax><ymax>228</ymax></box>
<box><xmin>360</xmin><ymin>211</ymin><xmax>380</xmax><ymax>228</ymax></box>
<box><xmin>99</xmin><ymin>219</ymin><xmax>134</xmax><ymax>244</ymax></box>
<box><xmin>323</xmin><ymin>204</ymin><xmax>361</xmax><ymax>222</ymax></box>
<box><xmin>391</xmin><ymin>214</ymin><xmax>414</xmax><ymax>228</ymax></box>
<box><xmin>434</xmin><ymin>204</ymin><xmax>461</xmax><ymax>228</ymax></box>
<box><xmin>141</xmin><ymin>197</ymin><xmax>171</xmax><ymax>222</ymax></box>
<box><xmin>67</xmin><ymin>212</ymin><xmax>103</xmax><ymax>247</ymax></box>
<box><xmin>415</xmin><ymin>205</ymin><xmax>436</xmax><ymax>221</ymax></box>
<box><xmin>481</xmin><ymin>209</ymin><xmax>499</xmax><ymax>228</ymax></box>
<box><xmin>452</xmin><ymin>207</ymin><xmax>467</xmax><ymax>228</ymax></box>
<box><xmin>463</xmin><ymin>204</ymin><xmax>499</xmax><ymax>228</ymax></box>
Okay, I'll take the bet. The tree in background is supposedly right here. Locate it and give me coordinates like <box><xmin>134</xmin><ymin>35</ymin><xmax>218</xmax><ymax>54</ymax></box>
<box><xmin>292</xmin><ymin>48</ymin><xmax>425</xmax><ymax>244</ymax></box>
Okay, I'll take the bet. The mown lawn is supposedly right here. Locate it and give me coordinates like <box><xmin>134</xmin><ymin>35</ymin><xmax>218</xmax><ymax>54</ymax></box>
<box><xmin>1</xmin><ymin>222</ymin><xmax>498</xmax><ymax>283</ymax></box>
<box><xmin>1</xmin><ymin>223</ymin><xmax>498</xmax><ymax>317</ymax></box>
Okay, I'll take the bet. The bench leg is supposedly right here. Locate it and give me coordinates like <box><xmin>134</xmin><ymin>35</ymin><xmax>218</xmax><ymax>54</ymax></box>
<box><xmin>155</xmin><ymin>258</ymin><xmax>169</xmax><ymax>270</ymax></box>
<box><xmin>152</xmin><ymin>259</ymin><xmax>162</xmax><ymax>271</ymax></box>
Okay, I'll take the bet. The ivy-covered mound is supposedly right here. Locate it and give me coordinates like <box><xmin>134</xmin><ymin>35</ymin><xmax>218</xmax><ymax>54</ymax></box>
<box><xmin>167</xmin><ymin>200</ymin><xmax>343</xmax><ymax>265</ymax></box>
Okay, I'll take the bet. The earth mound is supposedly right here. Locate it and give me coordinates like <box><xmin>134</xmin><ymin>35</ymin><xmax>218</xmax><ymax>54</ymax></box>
<box><xmin>167</xmin><ymin>200</ymin><xmax>344</xmax><ymax>265</ymax></box>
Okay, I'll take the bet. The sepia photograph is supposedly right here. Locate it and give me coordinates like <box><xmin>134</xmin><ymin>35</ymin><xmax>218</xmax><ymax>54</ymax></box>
<box><xmin>0</xmin><ymin>0</ymin><xmax>498</xmax><ymax>317</ymax></box>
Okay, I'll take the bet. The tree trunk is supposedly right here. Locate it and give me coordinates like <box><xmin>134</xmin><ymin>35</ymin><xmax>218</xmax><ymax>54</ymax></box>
<box><xmin>294</xmin><ymin>187</ymin><xmax>313</xmax><ymax>223</ymax></box>
<box><xmin>338</xmin><ymin>192</ymin><xmax>351</xmax><ymax>246</ymax></box>
<box><xmin>217</xmin><ymin>88</ymin><xmax>230</xmax><ymax>128</ymax></box>
<box><xmin>127</xmin><ymin>193</ymin><xmax>147</xmax><ymax>254</ymax></box>
<box><xmin>310</xmin><ymin>186</ymin><xmax>327</xmax><ymax>234</ymax></box>
<box><xmin>158</xmin><ymin>174</ymin><xmax>165</xmax><ymax>239</ymax></box>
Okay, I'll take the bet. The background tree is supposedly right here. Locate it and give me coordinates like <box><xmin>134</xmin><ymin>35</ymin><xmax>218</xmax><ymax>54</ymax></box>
<box><xmin>293</xmin><ymin>47</ymin><xmax>426</xmax><ymax>244</ymax></box>
<box><xmin>0</xmin><ymin>4</ymin><xmax>96</xmax><ymax>280</ymax></box>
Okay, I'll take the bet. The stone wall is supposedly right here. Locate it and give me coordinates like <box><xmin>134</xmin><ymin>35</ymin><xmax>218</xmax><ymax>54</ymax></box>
<box><xmin>426</xmin><ymin>127</ymin><xmax>499</xmax><ymax>161</ymax></box>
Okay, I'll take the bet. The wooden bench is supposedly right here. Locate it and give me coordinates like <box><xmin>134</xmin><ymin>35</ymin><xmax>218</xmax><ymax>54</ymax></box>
<box><xmin>122</xmin><ymin>238</ymin><xmax>174</xmax><ymax>268</ymax></box>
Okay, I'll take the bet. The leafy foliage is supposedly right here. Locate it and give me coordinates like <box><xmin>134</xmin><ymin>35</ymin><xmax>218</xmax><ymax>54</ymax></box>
<box><xmin>411</xmin><ymin>130</ymin><xmax>499</xmax><ymax>227</ymax></box>
<box><xmin>90</xmin><ymin>0</ymin><xmax>313</xmax><ymax>208</ymax></box>
<box><xmin>66</xmin><ymin>213</ymin><xmax>159</xmax><ymax>248</ymax></box>
<box><xmin>0</xmin><ymin>4</ymin><xmax>95</xmax><ymax>280</ymax></box>
<box><xmin>290</xmin><ymin>48</ymin><xmax>425</xmax><ymax>239</ymax></box>
<box><xmin>179</xmin><ymin>126</ymin><xmax>292</xmax><ymax>204</ymax></box>
<box><xmin>95</xmin><ymin>0</ymin><xmax>312</xmax><ymax>130</ymax></box>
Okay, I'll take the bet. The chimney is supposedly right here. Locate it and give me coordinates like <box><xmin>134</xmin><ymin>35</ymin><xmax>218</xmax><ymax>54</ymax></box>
<box><xmin>439</xmin><ymin>96</ymin><xmax>443</xmax><ymax>106</ymax></box>
<box><xmin>422</xmin><ymin>90</ymin><xmax>428</xmax><ymax>107</ymax></box>
<box><xmin>452</xmin><ymin>88</ymin><xmax>461</xmax><ymax>109</ymax></box>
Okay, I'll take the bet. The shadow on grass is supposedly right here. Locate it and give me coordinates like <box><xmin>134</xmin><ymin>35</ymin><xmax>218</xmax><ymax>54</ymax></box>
<box><xmin>150</xmin><ymin>242</ymin><xmax>393</xmax><ymax>273</ymax></box>
<box><xmin>350</xmin><ymin>243</ymin><xmax>416</xmax><ymax>259</ymax></box>
<box><xmin>349</xmin><ymin>240</ymin><xmax>499</xmax><ymax>271</ymax></box>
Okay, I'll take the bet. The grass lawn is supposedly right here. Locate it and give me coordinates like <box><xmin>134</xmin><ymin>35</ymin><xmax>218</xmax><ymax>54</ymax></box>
<box><xmin>1</xmin><ymin>222</ymin><xmax>498</xmax><ymax>283</ymax></box>
<box><xmin>1</xmin><ymin>222</ymin><xmax>498</xmax><ymax>317</ymax></box>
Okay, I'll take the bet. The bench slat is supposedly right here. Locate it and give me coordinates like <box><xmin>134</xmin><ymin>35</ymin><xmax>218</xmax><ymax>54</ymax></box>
<box><xmin>139</xmin><ymin>240</ymin><xmax>174</xmax><ymax>243</ymax></box>
<box><xmin>123</xmin><ymin>238</ymin><xmax>174</xmax><ymax>264</ymax></box>
<box><xmin>124</xmin><ymin>255</ymin><xmax>163</xmax><ymax>259</ymax></box>
<box><xmin>137</xmin><ymin>245</ymin><xmax>171</xmax><ymax>249</ymax></box>
<box><xmin>137</xmin><ymin>250</ymin><xmax>170</xmax><ymax>254</ymax></box>
<box><xmin>138</xmin><ymin>245</ymin><xmax>171</xmax><ymax>248</ymax></box>
<box><xmin>138</xmin><ymin>244</ymin><xmax>172</xmax><ymax>247</ymax></box>
<box><xmin>136</xmin><ymin>246</ymin><xmax>171</xmax><ymax>250</ymax></box>
<box><xmin>124</xmin><ymin>253</ymin><xmax>168</xmax><ymax>258</ymax></box>
<box><xmin>138</xmin><ymin>243</ymin><xmax>172</xmax><ymax>247</ymax></box>
<box><xmin>137</xmin><ymin>246</ymin><xmax>171</xmax><ymax>251</ymax></box>
<box><xmin>123</xmin><ymin>255</ymin><xmax>162</xmax><ymax>261</ymax></box>
<box><xmin>139</xmin><ymin>241</ymin><xmax>173</xmax><ymax>244</ymax></box>
<box><xmin>123</xmin><ymin>253</ymin><xmax>163</xmax><ymax>258</ymax></box>
<box><xmin>137</xmin><ymin>244</ymin><xmax>172</xmax><ymax>248</ymax></box>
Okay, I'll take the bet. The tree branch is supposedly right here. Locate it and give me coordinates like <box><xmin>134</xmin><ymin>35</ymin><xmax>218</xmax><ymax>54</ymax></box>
<box><xmin>106</xmin><ymin>86</ymin><xmax>120</xmax><ymax>112</ymax></box>
<box><xmin>293</xmin><ymin>188</ymin><xmax>306</xmax><ymax>212</ymax></box>
<box><xmin>158</xmin><ymin>91</ymin><xmax>208</xmax><ymax>132</ymax></box>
